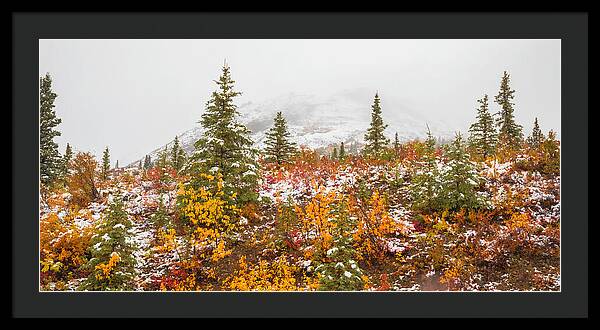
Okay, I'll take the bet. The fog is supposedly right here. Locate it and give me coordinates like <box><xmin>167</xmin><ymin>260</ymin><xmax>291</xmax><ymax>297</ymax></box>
<box><xmin>39</xmin><ymin>39</ymin><xmax>561</xmax><ymax>165</ymax></box>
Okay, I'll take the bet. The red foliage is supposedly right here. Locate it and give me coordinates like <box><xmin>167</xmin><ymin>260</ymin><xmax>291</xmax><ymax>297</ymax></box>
<box><xmin>376</xmin><ymin>273</ymin><xmax>391</xmax><ymax>291</ymax></box>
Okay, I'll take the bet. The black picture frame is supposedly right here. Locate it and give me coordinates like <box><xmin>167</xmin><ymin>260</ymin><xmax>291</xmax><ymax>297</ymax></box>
<box><xmin>13</xmin><ymin>12</ymin><xmax>588</xmax><ymax>318</ymax></box>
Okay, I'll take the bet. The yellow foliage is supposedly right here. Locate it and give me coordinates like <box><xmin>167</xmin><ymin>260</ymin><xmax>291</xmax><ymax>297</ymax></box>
<box><xmin>295</xmin><ymin>186</ymin><xmax>338</xmax><ymax>260</ymax></box>
<box><xmin>226</xmin><ymin>256</ymin><xmax>300</xmax><ymax>291</ymax></box>
<box><xmin>94</xmin><ymin>252</ymin><xmax>121</xmax><ymax>281</ymax></box>
<box><xmin>46</xmin><ymin>194</ymin><xmax>69</xmax><ymax>209</ymax></box>
<box><xmin>178</xmin><ymin>173</ymin><xmax>240</xmax><ymax>263</ymax></box>
<box><xmin>505</xmin><ymin>212</ymin><xmax>534</xmax><ymax>244</ymax></box>
<box><xmin>492</xmin><ymin>185</ymin><xmax>530</xmax><ymax>217</ymax></box>
<box><xmin>304</xmin><ymin>273</ymin><xmax>321</xmax><ymax>291</ymax></box>
<box><xmin>352</xmin><ymin>191</ymin><xmax>399</xmax><ymax>263</ymax></box>
<box><xmin>154</xmin><ymin>228</ymin><xmax>178</xmax><ymax>254</ymax></box>
<box><xmin>40</xmin><ymin>210</ymin><xmax>92</xmax><ymax>280</ymax></box>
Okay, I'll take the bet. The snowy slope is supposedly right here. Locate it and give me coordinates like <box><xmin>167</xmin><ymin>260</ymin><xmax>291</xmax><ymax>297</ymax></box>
<box><xmin>128</xmin><ymin>91</ymin><xmax>455</xmax><ymax>167</ymax></box>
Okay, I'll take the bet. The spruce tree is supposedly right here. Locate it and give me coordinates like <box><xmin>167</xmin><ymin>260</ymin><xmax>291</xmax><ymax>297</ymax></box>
<box><xmin>79</xmin><ymin>196</ymin><xmax>136</xmax><ymax>291</ymax></box>
<box><xmin>170</xmin><ymin>136</ymin><xmax>187</xmax><ymax>172</ymax></box>
<box><xmin>394</xmin><ymin>132</ymin><xmax>400</xmax><ymax>153</ymax></box>
<box><xmin>332</xmin><ymin>147</ymin><xmax>338</xmax><ymax>160</ymax></box>
<box><xmin>541</xmin><ymin>130</ymin><xmax>560</xmax><ymax>175</ymax></box>
<box><xmin>115</xmin><ymin>160</ymin><xmax>119</xmax><ymax>169</ymax></box>
<box><xmin>527</xmin><ymin>117</ymin><xmax>545</xmax><ymax>149</ymax></box>
<box><xmin>40</xmin><ymin>73</ymin><xmax>62</xmax><ymax>186</ymax></box>
<box><xmin>441</xmin><ymin>132</ymin><xmax>486</xmax><ymax>211</ymax></box>
<box><xmin>101</xmin><ymin>147</ymin><xmax>110</xmax><ymax>181</ymax></box>
<box><xmin>156</xmin><ymin>146</ymin><xmax>170</xmax><ymax>169</ymax></box>
<box><xmin>143</xmin><ymin>155</ymin><xmax>151</xmax><ymax>170</ymax></box>
<box><xmin>188</xmin><ymin>63</ymin><xmax>259</xmax><ymax>204</ymax></box>
<box><xmin>468</xmin><ymin>94</ymin><xmax>497</xmax><ymax>160</ymax></box>
<box><xmin>315</xmin><ymin>199</ymin><xmax>364</xmax><ymax>291</ymax></box>
<box><xmin>151</xmin><ymin>195</ymin><xmax>171</xmax><ymax>231</ymax></box>
<box><xmin>264</xmin><ymin>111</ymin><xmax>298</xmax><ymax>165</ymax></box>
<box><xmin>495</xmin><ymin>71</ymin><xmax>523</xmax><ymax>150</ymax></box>
<box><xmin>155</xmin><ymin>146</ymin><xmax>173</xmax><ymax>193</ymax></box>
<box><xmin>409</xmin><ymin>126</ymin><xmax>442</xmax><ymax>212</ymax></box>
<box><xmin>339</xmin><ymin>142</ymin><xmax>346</xmax><ymax>160</ymax></box>
<box><xmin>363</xmin><ymin>93</ymin><xmax>389</xmax><ymax>157</ymax></box>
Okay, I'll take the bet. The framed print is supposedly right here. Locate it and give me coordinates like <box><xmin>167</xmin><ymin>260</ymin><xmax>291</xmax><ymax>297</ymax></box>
<box><xmin>13</xmin><ymin>12</ymin><xmax>588</xmax><ymax>318</ymax></box>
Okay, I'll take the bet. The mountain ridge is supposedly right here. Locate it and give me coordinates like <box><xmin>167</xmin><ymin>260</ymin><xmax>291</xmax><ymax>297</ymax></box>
<box><xmin>126</xmin><ymin>91</ymin><xmax>456</xmax><ymax>167</ymax></box>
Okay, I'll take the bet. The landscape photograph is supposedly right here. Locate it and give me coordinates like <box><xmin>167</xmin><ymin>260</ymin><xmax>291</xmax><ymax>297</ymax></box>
<box><xmin>38</xmin><ymin>39</ymin><xmax>561</xmax><ymax>292</ymax></box>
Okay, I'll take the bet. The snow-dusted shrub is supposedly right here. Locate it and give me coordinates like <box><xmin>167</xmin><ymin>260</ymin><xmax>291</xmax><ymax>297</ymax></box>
<box><xmin>79</xmin><ymin>196</ymin><xmax>137</xmax><ymax>291</ymax></box>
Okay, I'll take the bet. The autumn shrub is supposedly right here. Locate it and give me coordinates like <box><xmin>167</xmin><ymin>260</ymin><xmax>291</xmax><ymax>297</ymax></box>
<box><xmin>395</xmin><ymin>211</ymin><xmax>470</xmax><ymax>289</ymax></box>
<box><xmin>240</xmin><ymin>201</ymin><xmax>261</xmax><ymax>223</ymax></box>
<box><xmin>377</xmin><ymin>147</ymin><xmax>397</xmax><ymax>162</ymax></box>
<box><xmin>490</xmin><ymin>184</ymin><xmax>530</xmax><ymax>220</ymax></box>
<box><xmin>154</xmin><ymin>227</ymin><xmax>180</xmax><ymax>255</ymax></box>
<box><xmin>120</xmin><ymin>171</ymin><xmax>137</xmax><ymax>185</ymax></box>
<box><xmin>67</xmin><ymin>152</ymin><xmax>99</xmax><ymax>207</ymax></box>
<box><xmin>225</xmin><ymin>256</ymin><xmax>301</xmax><ymax>291</ymax></box>
<box><xmin>274</xmin><ymin>196</ymin><xmax>301</xmax><ymax>251</ymax></box>
<box><xmin>147</xmin><ymin>166</ymin><xmax>177</xmax><ymax>192</ymax></box>
<box><xmin>40</xmin><ymin>210</ymin><xmax>93</xmax><ymax>285</ymax></box>
<box><xmin>294</xmin><ymin>186</ymin><xmax>338</xmax><ymax>261</ymax></box>
<box><xmin>351</xmin><ymin>190</ymin><xmax>400</xmax><ymax>264</ymax></box>
<box><xmin>177</xmin><ymin>173</ymin><xmax>239</xmax><ymax>264</ymax></box>
<box><xmin>159</xmin><ymin>259</ymin><xmax>203</xmax><ymax>291</ymax></box>
<box><xmin>402</xmin><ymin>207</ymin><xmax>556</xmax><ymax>291</ymax></box>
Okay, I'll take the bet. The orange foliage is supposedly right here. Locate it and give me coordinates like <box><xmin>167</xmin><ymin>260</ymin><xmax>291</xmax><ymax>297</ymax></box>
<box><xmin>352</xmin><ymin>191</ymin><xmax>400</xmax><ymax>264</ymax></box>
<box><xmin>67</xmin><ymin>152</ymin><xmax>99</xmax><ymax>207</ymax></box>
<box><xmin>40</xmin><ymin>210</ymin><xmax>93</xmax><ymax>283</ymax></box>
<box><xmin>294</xmin><ymin>186</ymin><xmax>338</xmax><ymax>260</ymax></box>
<box><xmin>147</xmin><ymin>167</ymin><xmax>177</xmax><ymax>191</ymax></box>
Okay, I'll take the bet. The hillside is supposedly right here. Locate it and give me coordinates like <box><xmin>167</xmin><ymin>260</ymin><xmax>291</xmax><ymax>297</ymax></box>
<box><xmin>129</xmin><ymin>91</ymin><xmax>455</xmax><ymax>167</ymax></box>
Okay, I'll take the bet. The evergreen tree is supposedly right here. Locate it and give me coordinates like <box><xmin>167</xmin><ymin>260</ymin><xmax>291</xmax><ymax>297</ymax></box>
<box><xmin>315</xmin><ymin>199</ymin><xmax>364</xmax><ymax>291</ymax></box>
<box><xmin>101</xmin><ymin>147</ymin><xmax>110</xmax><ymax>181</ymax></box>
<box><xmin>79</xmin><ymin>196</ymin><xmax>136</xmax><ymax>291</ymax></box>
<box><xmin>394</xmin><ymin>132</ymin><xmax>400</xmax><ymax>153</ymax></box>
<box><xmin>264</xmin><ymin>111</ymin><xmax>298</xmax><ymax>165</ymax></box>
<box><xmin>151</xmin><ymin>195</ymin><xmax>172</xmax><ymax>231</ymax></box>
<box><xmin>468</xmin><ymin>94</ymin><xmax>497</xmax><ymax>159</ymax></box>
<box><xmin>115</xmin><ymin>160</ymin><xmax>119</xmax><ymax>169</ymax></box>
<box><xmin>409</xmin><ymin>126</ymin><xmax>442</xmax><ymax>212</ymax></box>
<box><xmin>527</xmin><ymin>117</ymin><xmax>545</xmax><ymax>149</ymax></box>
<box><xmin>61</xmin><ymin>143</ymin><xmax>73</xmax><ymax>182</ymax></box>
<box><xmin>363</xmin><ymin>93</ymin><xmax>390</xmax><ymax>157</ymax></box>
<box><xmin>170</xmin><ymin>136</ymin><xmax>187</xmax><ymax>172</ymax></box>
<box><xmin>138</xmin><ymin>160</ymin><xmax>142</xmax><ymax>170</ymax></box>
<box><xmin>441</xmin><ymin>132</ymin><xmax>486</xmax><ymax>211</ymax></box>
<box><xmin>143</xmin><ymin>155</ymin><xmax>151</xmax><ymax>170</ymax></box>
<box><xmin>494</xmin><ymin>71</ymin><xmax>523</xmax><ymax>149</ymax></box>
<box><xmin>40</xmin><ymin>73</ymin><xmax>62</xmax><ymax>186</ymax></box>
<box><xmin>156</xmin><ymin>146</ymin><xmax>170</xmax><ymax>169</ymax></box>
<box><xmin>332</xmin><ymin>147</ymin><xmax>338</xmax><ymax>160</ymax></box>
<box><xmin>339</xmin><ymin>142</ymin><xmax>346</xmax><ymax>160</ymax></box>
<box><xmin>541</xmin><ymin>130</ymin><xmax>560</xmax><ymax>175</ymax></box>
<box><xmin>188</xmin><ymin>63</ymin><xmax>259</xmax><ymax>204</ymax></box>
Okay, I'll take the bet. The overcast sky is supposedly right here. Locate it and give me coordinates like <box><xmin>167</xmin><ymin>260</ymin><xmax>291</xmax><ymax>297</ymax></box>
<box><xmin>39</xmin><ymin>39</ymin><xmax>561</xmax><ymax>165</ymax></box>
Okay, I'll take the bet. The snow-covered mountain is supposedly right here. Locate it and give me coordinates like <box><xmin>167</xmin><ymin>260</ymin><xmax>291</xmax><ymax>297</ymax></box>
<box><xmin>128</xmin><ymin>90</ymin><xmax>456</xmax><ymax>167</ymax></box>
